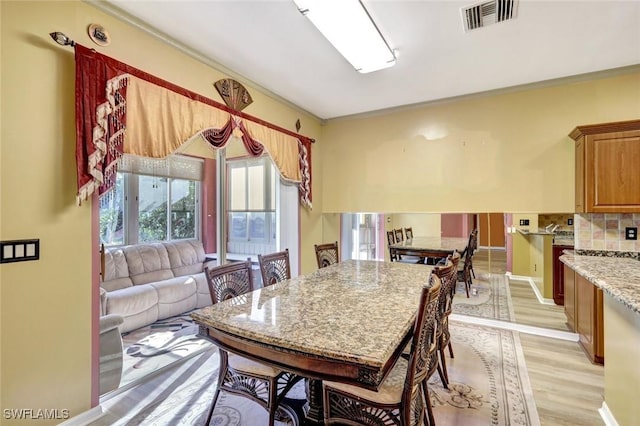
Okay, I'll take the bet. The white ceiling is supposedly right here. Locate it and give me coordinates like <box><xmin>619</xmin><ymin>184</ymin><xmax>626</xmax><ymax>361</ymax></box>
<box><xmin>103</xmin><ymin>0</ymin><xmax>640</xmax><ymax>121</ymax></box>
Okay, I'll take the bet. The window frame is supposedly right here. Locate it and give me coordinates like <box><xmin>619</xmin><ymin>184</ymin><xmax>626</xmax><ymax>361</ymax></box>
<box><xmin>100</xmin><ymin>171</ymin><xmax>201</xmax><ymax>247</ymax></box>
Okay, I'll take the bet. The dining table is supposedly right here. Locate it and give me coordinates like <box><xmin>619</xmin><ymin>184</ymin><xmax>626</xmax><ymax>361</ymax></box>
<box><xmin>191</xmin><ymin>259</ymin><xmax>434</xmax><ymax>425</ymax></box>
<box><xmin>390</xmin><ymin>236</ymin><xmax>468</xmax><ymax>263</ymax></box>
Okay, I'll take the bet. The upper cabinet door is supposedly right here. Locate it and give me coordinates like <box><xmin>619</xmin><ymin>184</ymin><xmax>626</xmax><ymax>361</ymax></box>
<box><xmin>570</xmin><ymin>120</ymin><xmax>640</xmax><ymax>213</ymax></box>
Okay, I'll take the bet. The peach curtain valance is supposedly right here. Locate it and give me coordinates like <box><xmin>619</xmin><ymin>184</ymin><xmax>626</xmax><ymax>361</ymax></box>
<box><xmin>74</xmin><ymin>44</ymin><xmax>312</xmax><ymax>208</ymax></box>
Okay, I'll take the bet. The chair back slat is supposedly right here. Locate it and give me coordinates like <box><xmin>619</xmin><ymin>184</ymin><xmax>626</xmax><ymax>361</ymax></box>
<box><xmin>205</xmin><ymin>260</ymin><xmax>254</xmax><ymax>305</ymax></box>
<box><xmin>258</xmin><ymin>249</ymin><xmax>291</xmax><ymax>286</ymax></box>
<box><xmin>315</xmin><ymin>241</ymin><xmax>339</xmax><ymax>269</ymax></box>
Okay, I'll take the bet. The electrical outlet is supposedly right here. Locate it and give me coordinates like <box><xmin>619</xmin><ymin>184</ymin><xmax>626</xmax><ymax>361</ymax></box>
<box><xmin>519</xmin><ymin>219</ymin><xmax>530</xmax><ymax>226</ymax></box>
<box><xmin>568</xmin><ymin>218</ymin><xmax>573</xmax><ymax>225</ymax></box>
<box><xmin>625</xmin><ymin>227</ymin><xmax>638</xmax><ymax>240</ymax></box>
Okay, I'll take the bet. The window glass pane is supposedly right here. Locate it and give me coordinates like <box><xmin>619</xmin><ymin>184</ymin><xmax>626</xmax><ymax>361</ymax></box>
<box><xmin>100</xmin><ymin>173</ymin><xmax>125</xmax><ymax>246</ymax></box>
<box><xmin>138</xmin><ymin>176</ymin><xmax>168</xmax><ymax>242</ymax></box>
<box><xmin>230</xmin><ymin>167</ymin><xmax>246</xmax><ymax>210</ymax></box>
<box><xmin>229</xmin><ymin>212</ymin><xmax>248</xmax><ymax>240</ymax></box>
<box><xmin>249</xmin><ymin>212</ymin><xmax>266</xmax><ymax>240</ymax></box>
<box><xmin>248</xmin><ymin>164</ymin><xmax>265</xmax><ymax>210</ymax></box>
<box><xmin>271</xmin><ymin>212</ymin><xmax>276</xmax><ymax>240</ymax></box>
<box><xmin>171</xmin><ymin>179</ymin><xmax>196</xmax><ymax>239</ymax></box>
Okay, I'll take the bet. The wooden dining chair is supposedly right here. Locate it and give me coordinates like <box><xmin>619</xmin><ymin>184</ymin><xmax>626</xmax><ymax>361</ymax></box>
<box><xmin>323</xmin><ymin>273</ymin><xmax>442</xmax><ymax>426</ymax></box>
<box><xmin>314</xmin><ymin>241</ymin><xmax>339</xmax><ymax>269</ymax></box>
<box><xmin>434</xmin><ymin>251</ymin><xmax>460</xmax><ymax>387</ymax></box>
<box><xmin>204</xmin><ymin>260</ymin><xmax>303</xmax><ymax>426</ymax></box>
<box><xmin>404</xmin><ymin>227</ymin><xmax>414</xmax><ymax>240</ymax></box>
<box><xmin>386</xmin><ymin>230</ymin><xmax>398</xmax><ymax>261</ymax></box>
<box><xmin>394</xmin><ymin>228</ymin><xmax>405</xmax><ymax>243</ymax></box>
<box><xmin>258</xmin><ymin>248</ymin><xmax>291</xmax><ymax>286</ymax></box>
<box><xmin>458</xmin><ymin>242</ymin><xmax>474</xmax><ymax>298</ymax></box>
<box><xmin>469</xmin><ymin>228</ymin><xmax>478</xmax><ymax>278</ymax></box>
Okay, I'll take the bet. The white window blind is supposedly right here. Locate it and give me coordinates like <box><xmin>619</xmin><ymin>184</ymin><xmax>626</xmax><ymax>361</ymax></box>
<box><xmin>118</xmin><ymin>154</ymin><xmax>203</xmax><ymax>181</ymax></box>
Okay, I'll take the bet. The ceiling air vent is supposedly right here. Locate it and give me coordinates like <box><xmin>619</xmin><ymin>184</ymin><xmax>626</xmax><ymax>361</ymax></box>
<box><xmin>462</xmin><ymin>0</ymin><xmax>518</xmax><ymax>32</ymax></box>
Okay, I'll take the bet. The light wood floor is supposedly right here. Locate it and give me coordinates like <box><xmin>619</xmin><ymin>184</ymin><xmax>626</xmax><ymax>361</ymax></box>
<box><xmin>95</xmin><ymin>249</ymin><xmax>605</xmax><ymax>425</ymax></box>
<box><xmin>464</xmin><ymin>249</ymin><xmax>604</xmax><ymax>424</ymax></box>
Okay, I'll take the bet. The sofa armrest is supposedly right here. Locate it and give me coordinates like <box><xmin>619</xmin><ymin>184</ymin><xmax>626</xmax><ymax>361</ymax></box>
<box><xmin>100</xmin><ymin>314</ymin><xmax>124</xmax><ymax>334</ymax></box>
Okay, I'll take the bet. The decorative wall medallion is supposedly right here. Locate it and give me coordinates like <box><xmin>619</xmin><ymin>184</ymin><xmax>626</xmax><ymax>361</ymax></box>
<box><xmin>213</xmin><ymin>78</ymin><xmax>253</xmax><ymax>111</ymax></box>
<box><xmin>88</xmin><ymin>23</ymin><xmax>110</xmax><ymax>46</ymax></box>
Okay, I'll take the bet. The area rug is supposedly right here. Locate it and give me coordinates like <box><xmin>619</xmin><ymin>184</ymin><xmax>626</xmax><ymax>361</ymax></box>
<box><xmin>102</xmin><ymin>321</ymin><xmax>539</xmax><ymax>426</ymax></box>
<box><xmin>452</xmin><ymin>271</ymin><xmax>515</xmax><ymax>322</ymax></box>
<box><xmin>120</xmin><ymin>313</ymin><xmax>213</xmax><ymax>387</ymax></box>
<box><xmin>427</xmin><ymin>320</ymin><xmax>540</xmax><ymax>425</ymax></box>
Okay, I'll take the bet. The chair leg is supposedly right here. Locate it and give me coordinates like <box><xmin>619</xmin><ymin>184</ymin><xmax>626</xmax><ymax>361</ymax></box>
<box><xmin>448</xmin><ymin>341</ymin><xmax>454</xmax><ymax>358</ymax></box>
<box><xmin>436</xmin><ymin>359</ymin><xmax>448</xmax><ymax>389</ymax></box>
<box><xmin>423</xmin><ymin>381</ymin><xmax>436</xmax><ymax>426</ymax></box>
<box><xmin>206</xmin><ymin>349</ymin><xmax>228</xmax><ymax>425</ymax></box>
<box><xmin>267</xmin><ymin>377</ymin><xmax>279</xmax><ymax>426</ymax></box>
<box><xmin>438</xmin><ymin>348</ymin><xmax>449</xmax><ymax>388</ymax></box>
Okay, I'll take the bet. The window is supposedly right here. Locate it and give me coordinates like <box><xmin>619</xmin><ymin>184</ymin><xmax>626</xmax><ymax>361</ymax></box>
<box><xmin>100</xmin><ymin>155</ymin><xmax>202</xmax><ymax>246</ymax></box>
<box><xmin>227</xmin><ymin>157</ymin><xmax>277</xmax><ymax>253</ymax></box>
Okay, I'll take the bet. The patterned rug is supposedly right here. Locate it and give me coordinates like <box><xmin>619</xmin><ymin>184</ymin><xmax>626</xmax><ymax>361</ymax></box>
<box><xmin>452</xmin><ymin>271</ymin><xmax>515</xmax><ymax>322</ymax></box>
<box><xmin>120</xmin><ymin>313</ymin><xmax>213</xmax><ymax>387</ymax></box>
<box><xmin>101</xmin><ymin>321</ymin><xmax>539</xmax><ymax>426</ymax></box>
<box><xmin>427</xmin><ymin>321</ymin><xmax>540</xmax><ymax>426</ymax></box>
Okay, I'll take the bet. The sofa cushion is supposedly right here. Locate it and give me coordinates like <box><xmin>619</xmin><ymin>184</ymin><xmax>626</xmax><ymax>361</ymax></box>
<box><xmin>123</xmin><ymin>243</ymin><xmax>174</xmax><ymax>285</ymax></box>
<box><xmin>102</xmin><ymin>249</ymin><xmax>133</xmax><ymax>292</ymax></box>
<box><xmin>164</xmin><ymin>240</ymin><xmax>206</xmax><ymax>277</ymax></box>
<box><xmin>105</xmin><ymin>284</ymin><xmax>159</xmax><ymax>333</ymax></box>
<box><xmin>150</xmin><ymin>276</ymin><xmax>198</xmax><ymax>319</ymax></box>
<box><xmin>192</xmin><ymin>272</ymin><xmax>212</xmax><ymax>308</ymax></box>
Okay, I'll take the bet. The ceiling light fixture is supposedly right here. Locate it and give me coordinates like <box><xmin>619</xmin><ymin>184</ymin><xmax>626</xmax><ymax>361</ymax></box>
<box><xmin>293</xmin><ymin>0</ymin><xmax>396</xmax><ymax>73</ymax></box>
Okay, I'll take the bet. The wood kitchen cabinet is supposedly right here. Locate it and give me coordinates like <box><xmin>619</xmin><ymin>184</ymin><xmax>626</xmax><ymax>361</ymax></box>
<box><xmin>553</xmin><ymin>245</ymin><xmax>573</xmax><ymax>305</ymax></box>
<box><xmin>575</xmin><ymin>272</ymin><xmax>604</xmax><ymax>364</ymax></box>
<box><xmin>564</xmin><ymin>264</ymin><xmax>604</xmax><ymax>364</ymax></box>
<box><xmin>570</xmin><ymin>119</ymin><xmax>640</xmax><ymax>213</ymax></box>
<box><xmin>564</xmin><ymin>264</ymin><xmax>576</xmax><ymax>331</ymax></box>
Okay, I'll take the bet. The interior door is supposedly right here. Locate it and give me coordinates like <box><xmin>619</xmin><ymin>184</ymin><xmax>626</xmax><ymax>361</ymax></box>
<box><xmin>478</xmin><ymin>213</ymin><xmax>506</xmax><ymax>248</ymax></box>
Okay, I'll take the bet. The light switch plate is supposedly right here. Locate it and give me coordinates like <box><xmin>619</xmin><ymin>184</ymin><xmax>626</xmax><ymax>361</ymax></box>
<box><xmin>0</xmin><ymin>239</ymin><xmax>39</xmax><ymax>263</ymax></box>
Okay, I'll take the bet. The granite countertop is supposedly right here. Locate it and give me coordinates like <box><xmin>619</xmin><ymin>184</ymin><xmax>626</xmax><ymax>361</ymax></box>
<box><xmin>191</xmin><ymin>259</ymin><xmax>431</xmax><ymax>368</ymax></box>
<box><xmin>553</xmin><ymin>236</ymin><xmax>575</xmax><ymax>246</ymax></box>
<box><xmin>518</xmin><ymin>229</ymin><xmax>556</xmax><ymax>236</ymax></box>
<box><xmin>560</xmin><ymin>252</ymin><xmax>640</xmax><ymax>315</ymax></box>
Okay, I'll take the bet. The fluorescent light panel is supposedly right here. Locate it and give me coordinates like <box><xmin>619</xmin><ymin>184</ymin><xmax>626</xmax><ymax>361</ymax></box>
<box><xmin>294</xmin><ymin>0</ymin><xmax>396</xmax><ymax>73</ymax></box>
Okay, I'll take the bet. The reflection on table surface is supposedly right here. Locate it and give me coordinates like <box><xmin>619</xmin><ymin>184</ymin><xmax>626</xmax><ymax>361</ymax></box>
<box><xmin>390</xmin><ymin>236</ymin><xmax>468</xmax><ymax>252</ymax></box>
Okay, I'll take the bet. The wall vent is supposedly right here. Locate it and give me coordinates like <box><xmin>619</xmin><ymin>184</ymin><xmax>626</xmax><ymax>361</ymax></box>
<box><xmin>462</xmin><ymin>0</ymin><xmax>518</xmax><ymax>32</ymax></box>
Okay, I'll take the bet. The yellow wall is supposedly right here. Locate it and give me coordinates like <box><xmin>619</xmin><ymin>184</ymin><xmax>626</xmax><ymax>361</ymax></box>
<box><xmin>320</xmin><ymin>72</ymin><xmax>640</xmax><ymax>213</ymax></box>
<box><xmin>0</xmin><ymin>0</ymin><xmax>322</xmax><ymax>422</ymax></box>
<box><xmin>388</xmin><ymin>213</ymin><xmax>441</xmax><ymax>237</ymax></box>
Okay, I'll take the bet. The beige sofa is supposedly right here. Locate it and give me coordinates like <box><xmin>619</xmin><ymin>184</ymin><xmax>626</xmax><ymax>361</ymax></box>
<box><xmin>100</xmin><ymin>239</ymin><xmax>212</xmax><ymax>333</ymax></box>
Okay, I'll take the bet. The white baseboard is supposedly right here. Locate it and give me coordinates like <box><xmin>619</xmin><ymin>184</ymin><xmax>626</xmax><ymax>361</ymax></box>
<box><xmin>59</xmin><ymin>405</ymin><xmax>104</xmax><ymax>426</ymax></box>
<box><xmin>507</xmin><ymin>275</ymin><xmax>556</xmax><ymax>305</ymax></box>
<box><xmin>451</xmin><ymin>314</ymin><xmax>579</xmax><ymax>341</ymax></box>
<box><xmin>599</xmin><ymin>401</ymin><xmax>619</xmax><ymax>426</ymax></box>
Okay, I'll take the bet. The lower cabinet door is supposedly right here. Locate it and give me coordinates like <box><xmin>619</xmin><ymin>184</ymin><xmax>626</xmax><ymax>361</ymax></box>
<box><xmin>564</xmin><ymin>264</ymin><xmax>576</xmax><ymax>331</ymax></box>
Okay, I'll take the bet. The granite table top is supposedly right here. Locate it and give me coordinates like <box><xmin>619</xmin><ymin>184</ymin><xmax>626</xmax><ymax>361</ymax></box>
<box><xmin>560</xmin><ymin>252</ymin><xmax>640</xmax><ymax>315</ymax></box>
<box><xmin>191</xmin><ymin>259</ymin><xmax>433</xmax><ymax>370</ymax></box>
<box><xmin>390</xmin><ymin>236</ymin><xmax>468</xmax><ymax>254</ymax></box>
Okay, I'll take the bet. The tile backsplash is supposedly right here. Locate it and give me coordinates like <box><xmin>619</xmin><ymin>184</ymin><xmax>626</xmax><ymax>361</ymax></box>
<box><xmin>538</xmin><ymin>214</ymin><xmax>575</xmax><ymax>233</ymax></box>
<box><xmin>575</xmin><ymin>213</ymin><xmax>640</xmax><ymax>252</ymax></box>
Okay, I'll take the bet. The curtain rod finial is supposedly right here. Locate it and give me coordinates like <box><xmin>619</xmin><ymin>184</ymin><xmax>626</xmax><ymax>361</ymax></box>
<box><xmin>49</xmin><ymin>32</ymin><xmax>76</xmax><ymax>47</ymax></box>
